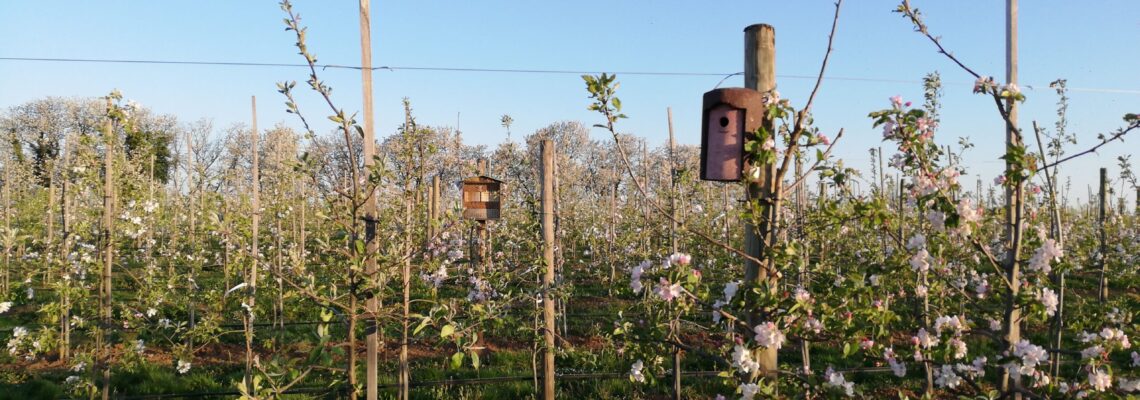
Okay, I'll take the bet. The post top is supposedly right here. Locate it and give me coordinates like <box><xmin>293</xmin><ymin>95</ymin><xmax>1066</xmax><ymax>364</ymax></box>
<box><xmin>744</xmin><ymin>23</ymin><xmax>774</xmax><ymax>33</ymax></box>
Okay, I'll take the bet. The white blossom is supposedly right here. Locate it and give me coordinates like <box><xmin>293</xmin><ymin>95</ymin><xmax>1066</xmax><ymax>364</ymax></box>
<box><xmin>739</xmin><ymin>383</ymin><xmax>761</xmax><ymax>400</ymax></box>
<box><xmin>914</xmin><ymin>328</ymin><xmax>939</xmax><ymax>349</ymax></box>
<box><xmin>723</xmin><ymin>280</ymin><xmax>740</xmax><ymax>302</ymax></box>
<box><xmin>949</xmin><ymin>338</ymin><xmax>968</xmax><ymax>359</ymax></box>
<box><xmin>914</xmin><ymin>285</ymin><xmax>928</xmax><ymax>298</ymax></box>
<box><xmin>889</xmin><ymin>358</ymin><xmax>907</xmax><ymax>377</ymax></box>
<box><xmin>909</xmin><ymin>249</ymin><xmax>930</xmax><ymax>273</ymax></box>
<box><xmin>824</xmin><ymin>367</ymin><xmax>855</xmax><ymax>396</ymax></box>
<box><xmin>753</xmin><ymin>322</ymin><xmax>786</xmax><ymax>349</ymax></box>
<box><xmin>906</xmin><ymin>234</ymin><xmax>926</xmax><ymax>250</ymax></box>
<box><xmin>630</xmin><ymin>261</ymin><xmax>648</xmax><ymax>294</ymax></box>
<box><xmin>935</xmin><ymin>364</ymin><xmax>962</xmax><ymax>388</ymax></box>
<box><xmin>629</xmin><ymin>360</ymin><xmax>645</xmax><ymax>383</ymax></box>
<box><xmin>731</xmin><ymin>345</ymin><xmax>760</xmax><ymax>374</ymax></box>
<box><xmin>1120</xmin><ymin>377</ymin><xmax>1140</xmax><ymax>393</ymax></box>
<box><xmin>793</xmin><ymin>286</ymin><xmax>811</xmax><ymax>303</ymax></box>
<box><xmin>177</xmin><ymin>359</ymin><xmax>191</xmax><ymax>374</ymax></box>
<box><xmin>1088</xmin><ymin>369</ymin><xmax>1112</xmax><ymax>392</ymax></box>
<box><xmin>1081</xmin><ymin>345</ymin><xmax>1105</xmax><ymax>360</ymax></box>
<box><xmin>1038</xmin><ymin>288</ymin><xmax>1059</xmax><ymax>316</ymax></box>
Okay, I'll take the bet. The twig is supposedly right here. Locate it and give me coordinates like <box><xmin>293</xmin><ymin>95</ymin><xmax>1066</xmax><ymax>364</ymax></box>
<box><xmin>780</xmin><ymin>129</ymin><xmax>844</xmax><ymax>197</ymax></box>
<box><xmin>1035</xmin><ymin>122</ymin><xmax>1139</xmax><ymax>172</ymax></box>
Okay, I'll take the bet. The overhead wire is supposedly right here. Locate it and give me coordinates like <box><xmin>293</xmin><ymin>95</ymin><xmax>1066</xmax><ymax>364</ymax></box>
<box><xmin>1</xmin><ymin>56</ymin><xmax>1137</xmax><ymax>95</ymax></box>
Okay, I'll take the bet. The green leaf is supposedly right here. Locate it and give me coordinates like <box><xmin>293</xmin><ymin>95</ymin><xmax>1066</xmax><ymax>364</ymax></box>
<box><xmin>440</xmin><ymin>324</ymin><xmax>455</xmax><ymax>338</ymax></box>
<box><xmin>471</xmin><ymin>351</ymin><xmax>481</xmax><ymax>370</ymax></box>
<box><xmin>450</xmin><ymin>352</ymin><xmax>464</xmax><ymax>369</ymax></box>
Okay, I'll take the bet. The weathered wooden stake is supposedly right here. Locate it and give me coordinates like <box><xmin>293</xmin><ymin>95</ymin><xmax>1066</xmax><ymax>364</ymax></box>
<box><xmin>743</xmin><ymin>23</ymin><xmax>778</xmax><ymax>377</ymax></box>
<box><xmin>541</xmin><ymin>139</ymin><xmax>556</xmax><ymax>400</ymax></box>
<box><xmin>100</xmin><ymin>97</ymin><xmax>115</xmax><ymax>400</ymax></box>
<box><xmin>1098</xmin><ymin>167</ymin><xmax>1108</xmax><ymax>302</ymax></box>
<box><xmin>244</xmin><ymin>95</ymin><xmax>261</xmax><ymax>397</ymax></box>
<box><xmin>666</xmin><ymin>106</ymin><xmax>682</xmax><ymax>400</ymax></box>
<box><xmin>357</xmin><ymin>0</ymin><xmax>383</xmax><ymax>398</ymax></box>
<box><xmin>1000</xmin><ymin>1</ymin><xmax>1025</xmax><ymax>397</ymax></box>
<box><xmin>2</xmin><ymin>158</ymin><xmax>9</xmax><ymax>297</ymax></box>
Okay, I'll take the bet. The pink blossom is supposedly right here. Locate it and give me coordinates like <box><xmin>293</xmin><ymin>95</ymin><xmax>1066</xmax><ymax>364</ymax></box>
<box><xmin>753</xmin><ymin>322</ymin><xmax>786</xmax><ymax>349</ymax></box>
<box><xmin>860</xmin><ymin>338</ymin><xmax>875</xmax><ymax>350</ymax></box>
<box><xmin>890</xmin><ymin>95</ymin><xmax>904</xmax><ymax>109</ymax></box>
<box><xmin>667</xmin><ymin>252</ymin><xmax>692</xmax><ymax>267</ymax></box>
<box><xmin>655</xmin><ymin>278</ymin><xmax>683</xmax><ymax>302</ymax></box>
<box><xmin>761</xmin><ymin>137</ymin><xmax>775</xmax><ymax>151</ymax></box>
<box><xmin>1088</xmin><ymin>369</ymin><xmax>1112</xmax><ymax>392</ymax></box>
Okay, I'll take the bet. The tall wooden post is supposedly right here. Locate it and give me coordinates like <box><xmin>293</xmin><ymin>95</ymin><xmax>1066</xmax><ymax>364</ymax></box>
<box><xmin>3</xmin><ymin>159</ymin><xmax>9</xmax><ymax>297</ymax></box>
<box><xmin>99</xmin><ymin>97</ymin><xmax>115</xmax><ymax>400</ymax></box>
<box><xmin>245</xmin><ymin>96</ymin><xmax>261</xmax><ymax>398</ymax></box>
<box><xmin>666</xmin><ymin>107</ymin><xmax>681</xmax><ymax>400</ymax></box>
<box><xmin>476</xmin><ymin>159</ymin><xmax>489</xmax><ymax>269</ymax></box>
<box><xmin>743</xmin><ymin>23</ymin><xmax>778</xmax><ymax>376</ymax></box>
<box><xmin>357</xmin><ymin>1</ymin><xmax>382</xmax><ymax>399</ymax></box>
<box><xmin>60</xmin><ymin>132</ymin><xmax>73</xmax><ymax>363</ymax></box>
<box><xmin>429</xmin><ymin>175</ymin><xmax>440</xmax><ymax>237</ymax></box>
<box><xmin>1000</xmin><ymin>1</ymin><xmax>1025</xmax><ymax>398</ymax></box>
<box><xmin>540</xmin><ymin>140</ymin><xmax>556</xmax><ymax>400</ymax></box>
<box><xmin>1098</xmin><ymin>168</ymin><xmax>1108</xmax><ymax>302</ymax></box>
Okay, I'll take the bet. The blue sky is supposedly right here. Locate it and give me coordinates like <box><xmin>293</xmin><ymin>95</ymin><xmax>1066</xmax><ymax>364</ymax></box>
<box><xmin>1</xmin><ymin>1</ymin><xmax>1136</xmax><ymax>203</ymax></box>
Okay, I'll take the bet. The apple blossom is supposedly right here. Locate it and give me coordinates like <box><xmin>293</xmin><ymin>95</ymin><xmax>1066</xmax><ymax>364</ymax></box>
<box><xmin>824</xmin><ymin>367</ymin><xmax>855</xmax><ymax>396</ymax></box>
<box><xmin>1038</xmin><ymin>288</ymin><xmax>1059</xmax><ymax>316</ymax></box>
<box><xmin>731</xmin><ymin>345</ymin><xmax>760</xmax><ymax>374</ymax></box>
<box><xmin>629</xmin><ymin>360</ymin><xmax>645</xmax><ymax>383</ymax></box>
<box><xmin>890</xmin><ymin>95</ymin><xmax>904</xmax><ymax>109</ymax></box>
<box><xmin>1120</xmin><ymin>378</ymin><xmax>1140</xmax><ymax>393</ymax></box>
<box><xmin>177</xmin><ymin>360</ymin><xmax>191</xmax><ymax>374</ymax></box>
<box><xmin>655</xmin><ymin>278</ymin><xmax>683</xmax><ymax>302</ymax></box>
<box><xmin>1088</xmin><ymin>369</ymin><xmax>1112</xmax><ymax>392</ymax></box>
<box><xmin>739</xmin><ymin>383</ymin><xmax>761</xmax><ymax>400</ymax></box>
<box><xmin>753</xmin><ymin>322</ymin><xmax>785</xmax><ymax>349</ymax></box>
<box><xmin>935</xmin><ymin>365</ymin><xmax>962</xmax><ymax>388</ymax></box>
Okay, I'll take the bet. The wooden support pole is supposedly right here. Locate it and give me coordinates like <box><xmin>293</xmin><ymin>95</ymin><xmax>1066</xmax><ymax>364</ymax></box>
<box><xmin>540</xmin><ymin>140</ymin><xmax>556</xmax><ymax>400</ymax></box>
<box><xmin>743</xmin><ymin>22</ymin><xmax>778</xmax><ymax>377</ymax></box>
<box><xmin>476</xmin><ymin>159</ymin><xmax>488</xmax><ymax>269</ymax></box>
<box><xmin>666</xmin><ymin>106</ymin><xmax>681</xmax><ymax>400</ymax></box>
<box><xmin>668</xmin><ymin>107</ymin><xmax>678</xmax><ymax>255</ymax></box>
<box><xmin>245</xmin><ymin>95</ymin><xmax>261</xmax><ymax>398</ymax></box>
<box><xmin>358</xmin><ymin>1</ymin><xmax>382</xmax><ymax>398</ymax></box>
<box><xmin>60</xmin><ymin>132</ymin><xmax>73</xmax><ymax>363</ymax></box>
<box><xmin>2</xmin><ymin>158</ymin><xmax>9</xmax><ymax>297</ymax></box>
<box><xmin>1000</xmin><ymin>1</ymin><xmax>1024</xmax><ymax>397</ymax></box>
<box><xmin>430</xmin><ymin>175</ymin><xmax>440</xmax><ymax>238</ymax></box>
<box><xmin>100</xmin><ymin>97</ymin><xmax>115</xmax><ymax>400</ymax></box>
<box><xmin>1098</xmin><ymin>167</ymin><xmax>1108</xmax><ymax>302</ymax></box>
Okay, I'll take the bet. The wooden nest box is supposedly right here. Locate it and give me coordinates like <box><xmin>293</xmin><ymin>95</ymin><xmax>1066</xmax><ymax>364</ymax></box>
<box><xmin>462</xmin><ymin>175</ymin><xmax>503</xmax><ymax>221</ymax></box>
